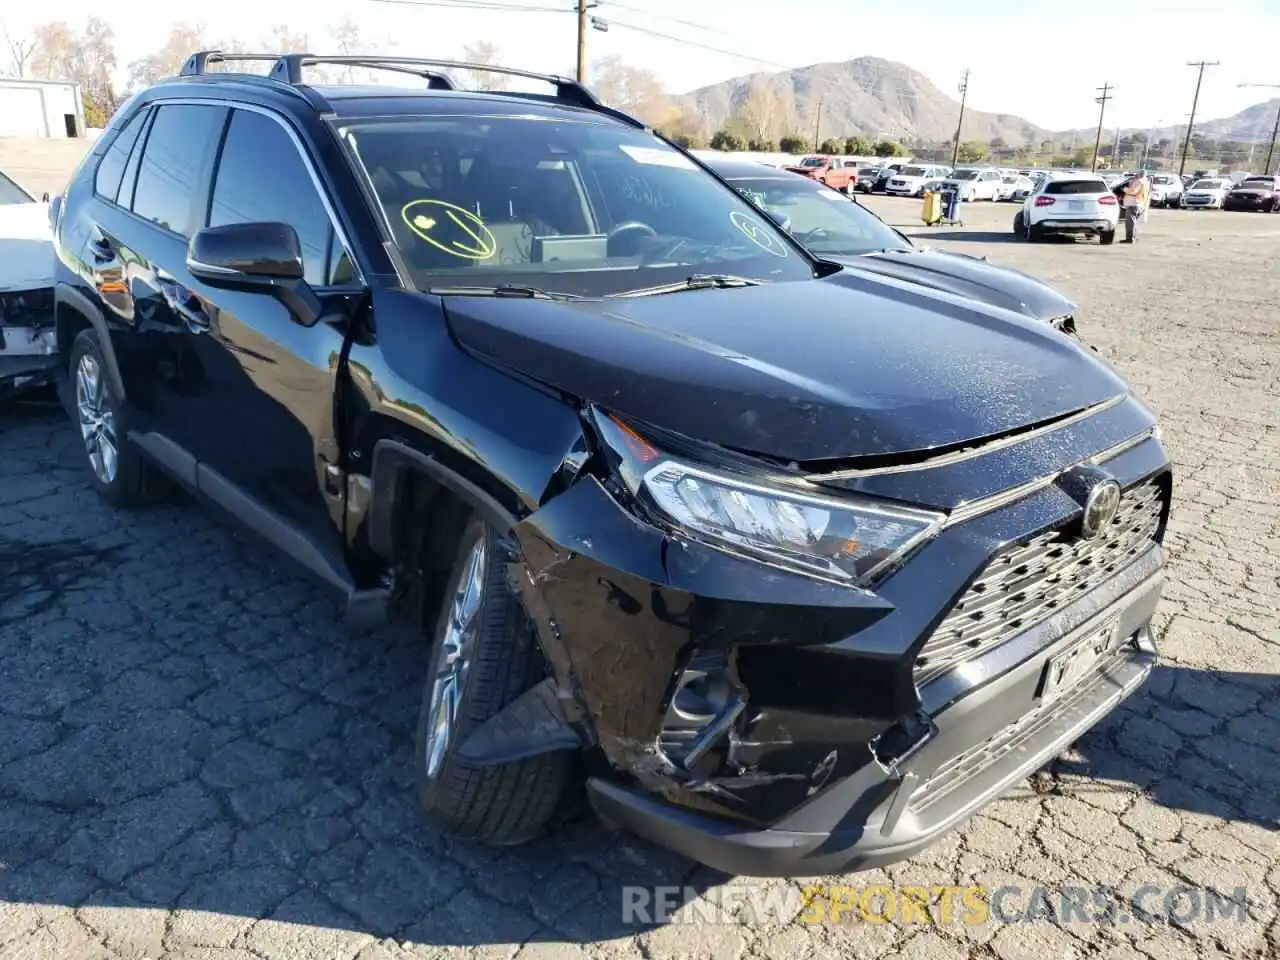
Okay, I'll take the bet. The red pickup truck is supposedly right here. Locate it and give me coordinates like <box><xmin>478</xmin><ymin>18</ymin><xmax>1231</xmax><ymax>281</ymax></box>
<box><xmin>784</xmin><ymin>155</ymin><xmax>860</xmax><ymax>193</ymax></box>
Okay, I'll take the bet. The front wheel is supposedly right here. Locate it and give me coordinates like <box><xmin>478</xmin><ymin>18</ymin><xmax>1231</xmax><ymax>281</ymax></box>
<box><xmin>414</xmin><ymin>516</ymin><xmax>572</xmax><ymax>845</ymax></box>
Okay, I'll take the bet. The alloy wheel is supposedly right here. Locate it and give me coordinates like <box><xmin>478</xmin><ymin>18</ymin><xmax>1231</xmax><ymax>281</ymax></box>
<box><xmin>423</xmin><ymin>536</ymin><xmax>487</xmax><ymax>778</ymax></box>
<box><xmin>75</xmin><ymin>352</ymin><xmax>118</xmax><ymax>485</ymax></box>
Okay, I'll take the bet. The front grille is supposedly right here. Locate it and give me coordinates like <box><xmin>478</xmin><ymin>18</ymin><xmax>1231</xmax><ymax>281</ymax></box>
<box><xmin>908</xmin><ymin>640</ymin><xmax>1130</xmax><ymax>814</ymax></box>
<box><xmin>914</xmin><ymin>477</ymin><xmax>1165</xmax><ymax>684</ymax></box>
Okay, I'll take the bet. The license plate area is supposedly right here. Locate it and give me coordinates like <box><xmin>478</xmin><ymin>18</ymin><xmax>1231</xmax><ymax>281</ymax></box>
<box><xmin>1069</xmin><ymin>200</ymin><xmax>1083</xmax><ymax>211</ymax></box>
<box><xmin>1037</xmin><ymin>618</ymin><xmax>1120</xmax><ymax>704</ymax></box>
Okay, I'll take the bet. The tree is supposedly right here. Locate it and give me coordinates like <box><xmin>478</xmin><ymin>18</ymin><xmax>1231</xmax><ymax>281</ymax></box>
<box><xmin>126</xmin><ymin>22</ymin><xmax>214</xmax><ymax>90</ymax></box>
<box><xmin>987</xmin><ymin>136</ymin><xmax>1006</xmax><ymax>152</ymax></box>
<box><xmin>461</xmin><ymin>40</ymin><xmax>509</xmax><ymax>90</ymax></box>
<box><xmin>844</xmin><ymin>136</ymin><xmax>872</xmax><ymax>156</ymax></box>
<box><xmin>1</xmin><ymin>21</ymin><xmax>37</xmax><ymax>77</ymax></box>
<box><xmin>30</xmin><ymin>19</ymin><xmax>119</xmax><ymax>126</ymax></box>
<box><xmin>957</xmin><ymin>140</ymin><xmax>988</xmax><ymax>163</ymax></box>
<box><xmin>873</xmin><ymin>139</ymin><xmax>906</xmax><ymax>157</ymax></box>
<box><xmin>709</xmin><ymin>130</ymin><xmax>744</xmax><ymax>152</ymax></box>
<box><xmin>591</xmin><ymin>56</ymin><xmax>678</xmax><ymax>129</ymax></box>
<box><xmin>735</xmin><ymin>78</ymin><xmax>789</xmax><ymax>146</ymax></box>
<box><xmin>778</xmin><ymin>134</ymin><xmax>806</xmax><ymax>154</ymax></box>
<box><xmin>818</xmin><ymin>138</ymin><xmax>842</xmax><ymax>155</ymax></box>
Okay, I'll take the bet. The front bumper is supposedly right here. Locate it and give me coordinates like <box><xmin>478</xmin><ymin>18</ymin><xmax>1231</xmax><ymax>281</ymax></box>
<box><xmin>588</xmin><ymin>548</ymin><xmax>1162</xmax><ymax>876</ymax></box>
<box><xmin>1224</xmin><ymin>195</ymin><xmax>1273</xmax><ymax>210</ymax></box>
<box><xmin>0</xmin><ymin>324</ymin><xmax>58</xmax><ymax>398</ymax></box>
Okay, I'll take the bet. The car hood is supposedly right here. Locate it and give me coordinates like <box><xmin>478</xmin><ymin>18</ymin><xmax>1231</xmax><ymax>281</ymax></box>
<box><xmin>836</xmin><ymin>248</ymin><xmax>1076</xmax><ymax>322</ymax></box>
<box><xmin>0</xmin><ymin>201</ymin><xmax>53</xmax><ymax>293</ymax></box>
<box><xmin>443</xmin><ymin>272</ymin><xmax>1127</xmax><ymax>463</ymax></box>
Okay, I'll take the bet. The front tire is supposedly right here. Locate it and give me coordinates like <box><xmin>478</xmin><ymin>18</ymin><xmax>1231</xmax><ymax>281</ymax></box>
<box><xmin>414</xmin><ymin>516</ymin><xmax>571</xmax><ymax>845</ymax></box>
<box><xmin>67</xmin><ymin>328</ymin><xmax>166</xmax><ymax>506</ymax></box>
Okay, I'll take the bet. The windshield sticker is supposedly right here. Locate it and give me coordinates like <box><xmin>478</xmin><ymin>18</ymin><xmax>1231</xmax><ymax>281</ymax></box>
<box><xmin>618</xmin><ymin>145</ymin><xmax>696</xmax><ymax>169</ymax></box>
<box><xmin>729</xmin><ymin>210</ymin><xmax>789</xmax><ymax>258</ymax></box>
<box><xmin>401</xmin><ymin>199</ymin><xmax>496</xmax><ymax>260</ymax></box>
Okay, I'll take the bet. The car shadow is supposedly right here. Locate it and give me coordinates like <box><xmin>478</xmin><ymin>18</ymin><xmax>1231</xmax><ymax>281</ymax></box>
<box><xmin>0</xmin><ymin>402</ymin><xmax>1274</xmax><ymax>949</ymax></box>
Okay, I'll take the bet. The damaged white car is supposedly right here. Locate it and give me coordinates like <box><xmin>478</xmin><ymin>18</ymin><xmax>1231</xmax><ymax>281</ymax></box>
<box><xmin>0</xmin><ymin>169</ymin><xmax>57</xmax><ymax>399</ymax></box>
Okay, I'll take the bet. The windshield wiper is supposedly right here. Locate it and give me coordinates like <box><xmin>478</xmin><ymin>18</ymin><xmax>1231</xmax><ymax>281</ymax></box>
<box><xmin>426</xmin><ymin>284</ymin><xmax>583</xmax><ymax>301</ymax></box>
<box><xmin>610</xmin><ymin>274</ymin><xmax>763</xmax><ymax>298</ymax></box>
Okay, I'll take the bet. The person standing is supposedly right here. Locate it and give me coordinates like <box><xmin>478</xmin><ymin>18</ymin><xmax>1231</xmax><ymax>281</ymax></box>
<box><xmin>1121</xmin><ymin>173</ymin><xmax>1149</xmax><ymax>243</ymax></box>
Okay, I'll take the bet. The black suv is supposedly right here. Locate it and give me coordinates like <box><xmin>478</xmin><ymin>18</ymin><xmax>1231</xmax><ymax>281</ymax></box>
<box><xmin>50</xmin><ymin>52</ymin><xmax>1171</xmax><ymax>876</ymax></box>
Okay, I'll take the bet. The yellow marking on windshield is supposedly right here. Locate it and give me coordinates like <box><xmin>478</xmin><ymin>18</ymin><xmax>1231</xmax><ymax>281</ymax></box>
<box><xmin>401</xmin><ymin>199</ymin><xmax>497</xmax><ymax>260</ymax></box>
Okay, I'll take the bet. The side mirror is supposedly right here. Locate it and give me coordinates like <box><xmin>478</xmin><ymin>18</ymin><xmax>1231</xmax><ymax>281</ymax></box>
<box><xmin>47</xmin><ymin>194</ymin><xmax>63</xmax><ymax>233</ymax></box>
<box><xmin>186</xmin><ymin>222</ymin><xmax>321</xmax><ymax>326</ymax></box>
<box><xmin>764</xmin><ymin>209</ymin><xmax>793</xmax><ymax>233</ymax></box>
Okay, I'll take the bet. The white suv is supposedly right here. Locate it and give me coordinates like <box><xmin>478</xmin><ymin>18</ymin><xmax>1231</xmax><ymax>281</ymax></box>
<box><xmin>941</xmin><ymin>167</ymin><xmax>1002</xmax><ymax>201</ymax></box>
<box><xmin>885</xmin><ymin>164</ymin><xmax>951</xmax><ymax>197</ymax></box>
<box><xmin>1015</xmin><ymin>175</ymin><xmax>1120</xmax><ymax>244</ymax></box>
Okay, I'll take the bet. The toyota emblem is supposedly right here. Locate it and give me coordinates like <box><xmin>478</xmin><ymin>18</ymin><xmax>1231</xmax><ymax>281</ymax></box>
<box><xmin>1081</xmin><ymin>480</ymin><xmax>1122</xmax><ymax>540</ymax></box>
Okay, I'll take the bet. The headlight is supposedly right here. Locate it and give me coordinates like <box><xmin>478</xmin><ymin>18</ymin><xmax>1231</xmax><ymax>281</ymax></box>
<box><xmin>595</xmin><ymin>412</ymin><xmax>944</xmax><ymax>586</ymax></box>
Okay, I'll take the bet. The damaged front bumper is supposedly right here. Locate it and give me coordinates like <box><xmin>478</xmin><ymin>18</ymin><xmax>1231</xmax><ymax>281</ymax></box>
<box><xmin>495</xmin><ymin>398</ymin><xmax>1170</xmax><ymax>875</ymax></box>
<box><xmin>0</xmin><ymin>287</ymin><xmax>58</xmax><ymax>399</ymax></box>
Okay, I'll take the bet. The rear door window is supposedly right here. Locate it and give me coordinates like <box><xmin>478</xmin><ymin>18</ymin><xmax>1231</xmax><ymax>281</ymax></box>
<box><xmin>131</xmin><ymin>104</ymin><xmax>226</xmax><ymax>236</ymax></box>
<box><xmin>94</xmin><ymin>108</ymin><xmax>149</xmax><ymax>203</ymax></box>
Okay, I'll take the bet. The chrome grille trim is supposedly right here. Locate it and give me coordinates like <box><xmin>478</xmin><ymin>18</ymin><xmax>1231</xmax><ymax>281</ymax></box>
<box><xmin>914</xmin><ymin>478</ymin><xmax>1165</xmax><ymax>684</ymax></box>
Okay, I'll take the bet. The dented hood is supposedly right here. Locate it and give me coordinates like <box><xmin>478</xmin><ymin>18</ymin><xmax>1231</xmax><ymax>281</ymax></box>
<box><xmin>443</xmin><ymin>272</ymin><xmax>1128</xmax><ymax>463</ymax></box>
<box><xmin>839</xmin><ymin>248</ymin><xmax>1076</xmax><ymax>322</ymax></box>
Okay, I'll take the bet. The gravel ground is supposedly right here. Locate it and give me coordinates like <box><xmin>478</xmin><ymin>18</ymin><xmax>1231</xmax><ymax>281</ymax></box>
<box><xmin>1</xmin><ymin>195</ymin><xmax>1277</xmax><ymax>960</ymax></box>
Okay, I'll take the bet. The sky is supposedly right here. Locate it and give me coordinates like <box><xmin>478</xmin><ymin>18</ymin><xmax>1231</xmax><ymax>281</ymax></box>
<box><xmin>4</xmin><ymin>0</ymin><xmax>1280</xmax><ymax>132</ymax></box>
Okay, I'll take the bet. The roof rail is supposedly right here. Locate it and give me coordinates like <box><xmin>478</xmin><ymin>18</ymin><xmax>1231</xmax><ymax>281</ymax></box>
<box><xmin>177</xmin><ymin>51</ymin><xmax>646</xmax><ymax>128</ymax></box>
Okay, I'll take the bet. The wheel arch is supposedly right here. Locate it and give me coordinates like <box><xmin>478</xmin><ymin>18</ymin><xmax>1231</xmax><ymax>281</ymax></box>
<box><xmin>55</xmin><ymin>283</ymin><xmax>128</xmax><ymax>401</ymax></box>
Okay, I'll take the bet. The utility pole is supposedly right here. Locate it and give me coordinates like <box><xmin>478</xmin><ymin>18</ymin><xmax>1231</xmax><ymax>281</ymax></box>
<box><xmin>1113</xmin><ymin>125</ymin><xmax>1122</xmax><ymax>168</ymax></box>
<box><xmin>813</xmin><ymin>99</ymin><xmax>823</xmax><ymax>151</ymax></box>
<box><xmin>1238</xmin><ymin>83</ymin><xmax>1280</xmax><ymax>175</ymax></box>
<box><xmin>576</xmin><ymin>0</ymin><xmax>589</xmax><ymax>83</ymax></box>
<box><xmin>1179</xmin><ymin>61</ymin><xmax>1219</xmax><ymax>177</ymax></box>
<box><xmin>951</xmin><ymin>69</ymin><xmax>969</xmax><ymax>167</ymax></box>
<box><xmin>1091</xmin><ymin>83</ymin><xmax>1113</xmax><ymax>172</ymax></box>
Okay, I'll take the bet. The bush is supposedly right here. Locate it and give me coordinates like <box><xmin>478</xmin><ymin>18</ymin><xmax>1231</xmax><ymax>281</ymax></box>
<box><xmin>709</xmin><ymin>130</ymin><xmax>745</xmax><ymax>151</ymax></box>
<box><xmin>778</xmin><ymin>134</ymin><xmax>807</xmax><ymax>154</ymax></box>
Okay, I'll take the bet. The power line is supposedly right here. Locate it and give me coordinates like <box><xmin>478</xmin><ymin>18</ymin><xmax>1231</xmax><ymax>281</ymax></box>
<box><xmin>1179</xmin><ymin>60</ymin><xmax>1219</xmax><ymax>177</ymax></box>
<box><xmin>603</xmin><ymin>17</ymin><xmax>790</xmax><ymax>69</ymax></box>
<box><xmin>1091</xmin><ymin>82</ymin><xmax>1113</xmax><ymax>172</ymax></box>
<box><xmin>370</xmin><ymin>0</ymin><xmax>570</xmax><ymax>13</ymax></box>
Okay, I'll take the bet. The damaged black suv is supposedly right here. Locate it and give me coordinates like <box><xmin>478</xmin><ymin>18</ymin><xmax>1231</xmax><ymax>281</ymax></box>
<box><xmin>50</xmin><ymin>52</ymin><xmax>1171</xmax><ymax>876</ymax></box>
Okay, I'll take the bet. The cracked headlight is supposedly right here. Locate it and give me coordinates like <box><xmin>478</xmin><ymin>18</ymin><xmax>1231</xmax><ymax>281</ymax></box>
<box><xmin>596</xmin><ymin>412</ymin><xmax>944</xmax><ymax>586</ymax></box>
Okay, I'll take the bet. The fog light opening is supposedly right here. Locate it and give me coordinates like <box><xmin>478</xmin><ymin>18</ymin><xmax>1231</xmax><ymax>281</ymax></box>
<box><xmin>659</xmin><ymin>650</ymin><xmax>745</xmax><ymax>770</ymax></box>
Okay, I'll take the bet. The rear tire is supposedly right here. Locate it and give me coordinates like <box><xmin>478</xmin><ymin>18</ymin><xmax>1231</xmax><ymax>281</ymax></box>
<box><xmin>414</xmin><ymin>516</ymin><xmax>572</xmax><ymax>845</ymax></box>
<box><xmin>1026</xmin><ymin>222</ymin><xmax>1041</xmax><ymax>242</ymax></box>
<box><xmin>67</xmin><ymin>328</ymin><xmax>168</xmax><ymax>507</ymax></box>
<box><xmin>1100</xmin><ymin>230</ymin><xmax>1116</xmax><ymax>245</ymax></box>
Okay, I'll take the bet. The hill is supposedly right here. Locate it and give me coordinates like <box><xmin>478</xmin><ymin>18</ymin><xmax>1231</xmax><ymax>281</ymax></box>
<box><xmin>675</xmin><ymin>56</ymin><xmax>1050</xmax><ymax>147</ymax></box>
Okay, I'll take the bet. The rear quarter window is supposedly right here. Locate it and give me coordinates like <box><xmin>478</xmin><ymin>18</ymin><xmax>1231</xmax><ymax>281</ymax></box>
<box><xmin>94</xmin><ymin>108</ymin><xmax>149</xmax><ymax>203</ymax></box>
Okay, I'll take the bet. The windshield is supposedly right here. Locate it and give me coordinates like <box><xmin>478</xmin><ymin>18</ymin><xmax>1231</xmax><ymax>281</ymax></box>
<box><xmin>800</xmin><ymin>157</ymin><xmax>827</xmax><ymax>167</ymax></box>
<box><xmin>899</xmin><ymin>166</ymin><xmax>928</xmax><ymax>177</ymax></box>
<box><xmin>0</xmin><ymin>171</ymin><xmax>34</xmax><ymax>205</ymax></box>
<box><xmin>1239</xmin><ymin>178</ymin><xmax>1275</xmax><ymax>188</ymax></box>
<box><xmin>339</xmin><ymin>116</ymin><xmax>814</xmax><ymax>296</ymax></box>
<box><xmin>949</xmin><ymin>170</ymin><xmax>980</xmax><ymax>181</ymax></box>
<box><xmin>1191</xmin><ymin>179</ymin><xmax>1223</xmax><ymax>190</ymax></box>
<box><xmin>727</xmin><ymin>176</ymin><xmax>910</xmax><ymax>258</ymax></box>
<box><xmin>1152</xmin><ymin>175</ymin><xmax>1174</xmax><ymax>184</ymax></box>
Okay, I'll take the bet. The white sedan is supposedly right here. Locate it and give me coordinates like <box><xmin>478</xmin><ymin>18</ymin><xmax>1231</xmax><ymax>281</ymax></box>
<box><xmin>941</xmin><ymin>167</ymin><xmax>1003</xmax><ymax>201</ymax></box>
<box><xmin>0</xmin><ymin>169</ymin><xmax>57</xmax><ymax>399</ymax></box>
<box><xmin>1182</xmin><ymin>178</ymin><xmax>1230</xmax><ymax>209</ymax></box>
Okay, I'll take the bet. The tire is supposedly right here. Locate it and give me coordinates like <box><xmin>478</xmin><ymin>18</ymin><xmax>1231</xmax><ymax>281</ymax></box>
<box><xmin>1026</xmin><ymin>222</ymin><xmax>1041</xmax><ymax>242</ymax></box>
<box><xmin>414</xmin><ymin>515</ymin><xmax>571</xmax><ymax>845</ymax></box>
<box><xmin>1013</xmin><ymin>212</ymin><xmax>1027</xmax><ymax>238</ymax></box>
<box><xmin>67</xmin><ymin>328</ymin><xmax>167</xmax><ymax>507</ymax></box>
<box><xmin>1100</xmin><ymin>230</ymin><xmax>1116</xmax><ymax>245</ymax></box>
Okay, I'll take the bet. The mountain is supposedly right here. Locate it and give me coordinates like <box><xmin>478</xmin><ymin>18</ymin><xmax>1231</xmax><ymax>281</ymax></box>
<box><xmin>1046</xmin><ymin>100</ymin><xmax>1280</xmax><ymax>147</ymax></box>
<box><xmin>675</xmin><ymin>57</ymin><xmax>1051</xmax><ymax>147</ymax></box>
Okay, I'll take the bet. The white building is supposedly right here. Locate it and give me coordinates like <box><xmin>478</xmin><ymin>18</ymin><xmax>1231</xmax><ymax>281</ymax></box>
<box><xmin>0</xmin><ymin>78</ymin><xmax>86</xmax><ymax>138</ymax></box>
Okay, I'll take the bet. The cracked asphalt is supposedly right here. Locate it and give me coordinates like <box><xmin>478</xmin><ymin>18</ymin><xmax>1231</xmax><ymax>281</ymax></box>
<box><xmin>1</xmin><ymin>197</ymin><xmax>1278</xmax><ymax>960</ymax></box>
